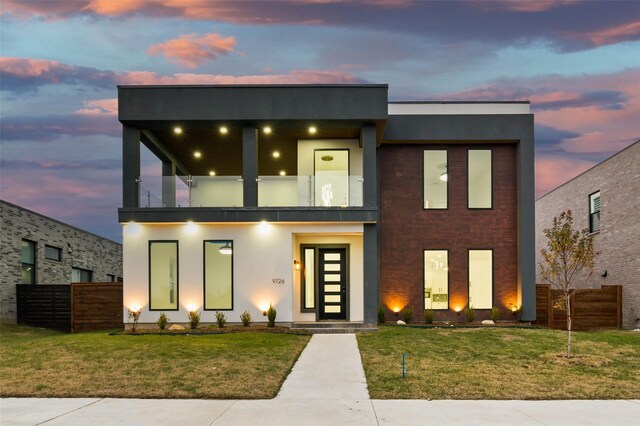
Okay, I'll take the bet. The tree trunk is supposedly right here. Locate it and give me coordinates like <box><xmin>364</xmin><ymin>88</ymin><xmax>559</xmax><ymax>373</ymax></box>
<box><xmin>566</xmin><ymin>292</ymin><xmax>572</xmax><ymax>358</ymax></box>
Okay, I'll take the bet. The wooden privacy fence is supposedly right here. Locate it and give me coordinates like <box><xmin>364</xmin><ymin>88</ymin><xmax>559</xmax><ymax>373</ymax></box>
<box><xmin>535</xmin><ymin>284</ymin><xmax>622</xmax><ymax>330</ymax></box>
<box><xmin>16</xmin><ymin>283</ymin><xmax>123</xmax><ymax>333</ymax></box>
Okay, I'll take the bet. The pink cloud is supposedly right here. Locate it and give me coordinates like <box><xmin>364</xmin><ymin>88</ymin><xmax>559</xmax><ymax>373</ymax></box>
<box><xmin>147</xmin><ymin>33</ymin><xmax>237</xmax><ymax>69</ymax></box>
<box><xmin>535</xmin><ymin>156</ymin><xmax>594</xmax><ymax>198</ymax></box>
<box><xmin>75</xmin><ymin>98</ymin><xmax>118</xmax><ymax>116</ymax></box>
<box><xmin>0</xmin><ymin>57</ymin><xmax>75</xmax><ymax>82</ymax></box>
<box><xmin>566</xmin><ymin>19</ymin><xmax>640</xmax><ymax>47</ymax></box>
<box><xmin>467</xmin><ymin>1</ymin><xmax>578</xmax><ymax>13</ymax></box>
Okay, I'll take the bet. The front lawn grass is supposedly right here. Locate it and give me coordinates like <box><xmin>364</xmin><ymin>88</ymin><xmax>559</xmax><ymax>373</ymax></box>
<box><xmin>0</xmin><ymin>324</ymin><xmax>310</xmax><ymax>399</ymax></box>
<box><xmin>357</xmin><ymin>326</ymin><xmax>640</xmax><ymax>399</ymax></box>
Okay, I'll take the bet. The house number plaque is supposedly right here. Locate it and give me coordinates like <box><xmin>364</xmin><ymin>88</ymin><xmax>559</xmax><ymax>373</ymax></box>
<box><xmin>272</xmin><ymin>278</ymin><xmax>285</xmax><ymax>285</ymax></box>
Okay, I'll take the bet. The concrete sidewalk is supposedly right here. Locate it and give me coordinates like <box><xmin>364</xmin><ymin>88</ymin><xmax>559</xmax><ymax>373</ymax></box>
<box><xmin>2</xmin><ymin>334</ymin><xmax>639</xmax><ymax>425</ymax></box>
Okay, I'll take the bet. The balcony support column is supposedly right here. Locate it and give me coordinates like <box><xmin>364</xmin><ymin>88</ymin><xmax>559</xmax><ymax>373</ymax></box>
<box><xmin>361</xmin><ymin>124</ymin><xmax>378</xmax><ymax>209</ymax></box>
<box><xmin>242</xmin><ymin>127</ymin><xmax>258</xmax><ymax>207</ymax></box>
<box><xmin>122</xmin><ymin>126</ymin><xmax>140</xmax><ymax>208</ymax></box>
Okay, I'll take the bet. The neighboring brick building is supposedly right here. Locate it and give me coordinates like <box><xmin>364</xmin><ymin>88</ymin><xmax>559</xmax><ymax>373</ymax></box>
<box><xmin>0</xmin><ymin>200</ymin><xmax>123</xmax><ymax>323</ymax></box>
<box><xmin>535</xmin><ymin>141</ymin><xmax>640</xmax><ymax>329</ymax></box>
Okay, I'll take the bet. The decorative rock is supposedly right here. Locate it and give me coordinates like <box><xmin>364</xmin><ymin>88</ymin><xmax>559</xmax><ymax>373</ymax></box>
<box><xmin>633</xmin><ymin>328</ymin><xmax>640</xmax><ymax>332</ymax></box>
<box><xmin>169</xmin><ymin>324</ymin><xmax>185</xmax><ymax>330</ymax></box>
<box><xmin>482</xmin><ymin>320</ymin><xmax>495</xmax><ymax>325</ymax></box>
<box><xmin>396</xmin><ymin>320</ymin><xmax>406</xmax><ymax>325</ymax></box>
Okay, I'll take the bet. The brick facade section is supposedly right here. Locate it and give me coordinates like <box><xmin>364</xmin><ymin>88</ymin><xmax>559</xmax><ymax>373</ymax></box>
<box><xmin>379</xmin><ymin>143</ymin><xmax>518</xmax><ymax>322</ymax></box>
<box><xmin>1</xmin><ymin>200</ymin><xmax>123</xmax><ymax>323</ymax></box>
<box><xmin>535</xmin><ymin>141</ymin><xmax>640</xmax><ymax>329</ymax></box>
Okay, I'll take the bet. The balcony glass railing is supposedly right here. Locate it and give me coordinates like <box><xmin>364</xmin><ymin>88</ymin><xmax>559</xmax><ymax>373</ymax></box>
<box><xmin>136</xmin><ymin>174</ymin><xmax>363</xmax><ymax>208</ymax></box>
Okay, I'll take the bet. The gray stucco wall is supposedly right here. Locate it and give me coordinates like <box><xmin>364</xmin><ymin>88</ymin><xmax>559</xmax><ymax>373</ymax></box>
<box><xmin>535</xmin><ymin>141</ymin><xmax>640</xmax><ymax>329</ymax></box>
<box><xmin>1</xmin><ymin>200</ymin><xmax>123</xmax><ymax>323</ymax></box>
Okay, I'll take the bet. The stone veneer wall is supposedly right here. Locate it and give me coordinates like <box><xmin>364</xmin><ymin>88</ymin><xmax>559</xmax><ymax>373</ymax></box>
<box><xmin>1</xmin><ymin>200</ymin><xmax>122</xmax><ymax>323</ymax></box>
<box><xmin>535</xmin><ymin>141</ymin><xmax>640</xmax><ymax>329</ymax></box>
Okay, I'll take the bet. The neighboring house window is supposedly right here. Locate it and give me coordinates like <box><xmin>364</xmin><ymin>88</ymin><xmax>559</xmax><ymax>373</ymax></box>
<box><xmin>45</xmin><ymin>245</ymin><xmax>62</xmax><ymax>262</ymax></box>
<box><xmin>423</xmin><ymin>150</ymin><xmax>448</xmax><ymax>209</ymax></box>
<box><xmin>21</xmin><ymin>240</ymin><xmax>36</xmax><ymax>284</ymax></box>
<box><xmin>302</xmin><ymin>247</ymin><xmax>315</xmax><ymax>310</ymax></box>
<box><xmin>72</xmin><ymin>267</ymin><xmax>93</xmax><ymax>283</ymax></box>
<box><xmin>149</xmin><ymin>241</ymin><xmax>179</xmax><ymax>310</ymax></box>
<box><xmin>468</xmin><ymin>149</ymin><xmax>492</xmax><ymax>208</ymax></box>
<box><xmin>424</xmin><ymin>250</ymin><xmax>449</xmax><ymax>310</ymax></box>
<box><xmin>203</xmin><ymin>241</ymin><xmax>233</xmax><ymax>310</ymax></box>
<box><xmin>107</xmin><ymin>274</ymin><xmax>116</xmax><ymax>282</ymax></box>
<box><xmin>468</xmin><ymin>250</ymin><xmax>493</xmax><ymax>309</ymax></box>
<box><xmin>589</xmin><ymin>191</ymin><xmax>601</xmax><ymax>233</ymax></box>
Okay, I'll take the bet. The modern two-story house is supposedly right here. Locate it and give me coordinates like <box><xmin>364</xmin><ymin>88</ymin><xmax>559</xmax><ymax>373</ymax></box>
<box><xmin>118</xmin><ymin>85</ymin><xmax>535</xmax><ymax>327</ymax></box>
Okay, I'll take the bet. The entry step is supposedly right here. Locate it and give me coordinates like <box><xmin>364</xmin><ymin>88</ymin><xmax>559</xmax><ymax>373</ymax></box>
<box><xmin>290</xmin><ymin>322</ymin><xmax>378</xmax><ymax>333</ymax></box>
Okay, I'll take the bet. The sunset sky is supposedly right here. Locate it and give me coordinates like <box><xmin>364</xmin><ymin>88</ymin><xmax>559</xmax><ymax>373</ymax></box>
<box><xmin>1</xmin><ymin>0</ymin><xmax>639</xmax><ymax>242</ymax></box>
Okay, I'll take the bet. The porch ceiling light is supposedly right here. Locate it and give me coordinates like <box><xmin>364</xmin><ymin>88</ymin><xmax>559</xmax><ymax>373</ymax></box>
<box><xmin>308</xmin><ymin>126</ymin><xmax>317</xmax><ymax>134</ymax></box>
<box><xmin>279</xmin><ymin>170</ymin><xmax>286</xmax><ymax>176</ymax></box>
<box><xmin>194</xmin><ymin>151</ymin><xmax>202</xmax><ymax>159</ymax></box>
<box><xmin>173</xmin><ymin>127</ymin><xmax>183</xmax><ymax>134</ymax></box>
<box><xmin>272</xmin><ymin>151</ymin><xmax>280</xmax><ymax>158</ymax></box>
<box><xmin>219</xmin><ymin>126</ymin><xmax>228</xmax><ymax>134</ymax></box>
<box><xmin>209</xmin><ymin>171</ymin><xmax>216</xmax><ymax>176</ymax></box>
<box><xmin>263</xmin><ymin>126</ymin><xmax>272</xmax><ymax>134</ymax></box>
<box><xmin>219</xmin><ymin>242</ymin><xmax>233</xmax><ymax>255</ymax></box>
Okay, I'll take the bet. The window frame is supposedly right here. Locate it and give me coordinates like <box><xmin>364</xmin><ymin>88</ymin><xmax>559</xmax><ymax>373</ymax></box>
<box><xmin>467</xmin><ymin>249</ymin><xmax>494</xmax><ymax>310</ymax></box>
<box><xmin>422</xmin><ymin>149</ymin><xmax>449</xmax><ymax>210</ymax></box>
<box><xmin>148</xmin><ymin>240</ymin><xmax>179</xmax><ymax>311</ymax></box>
<box><xmin>467</xmin><ymin>149</ymin><xmax>493</xmax><ymax>210</ymax></box>
<box><xmin>423</xmin><ymin>249</ymin><xmax>450</xmax><ymax>311</ymax></box>
<box><xmin>589</xmin><ymin>190</ymin><xmax>601</xmax><ymax>233</ymax></box>
<box><xmin>203</xmin><ymin>240</ymin><xmax>234</xmax><ymax>311</ymax></box>
<box><xmin>71</xmin><ymin>267</ymin><xmax>93</xmax><ymax>283</ymax></box>
<box><xmin>44</xmin><ymin>244</ymin><xmax>62</xmax><ymax>262</ymax></box>
<box><xmin>21</xmin><ymin>239</ymin><xmax>36</xmax><ymax>285</ymax></box>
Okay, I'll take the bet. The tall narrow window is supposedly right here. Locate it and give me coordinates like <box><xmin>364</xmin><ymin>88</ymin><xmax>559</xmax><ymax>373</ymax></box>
<box><xmin>589</xmin><ymin>191</ymin><xmax>601</xmax><ymax>233</ymax></box>
<box><xmin>204</xmin><ymin>241</ymin><xmax>233</xmax><ymax>310</ymax></box>
<box><xmin>423</xmin><ymin>150</ymin><xmax>448</xmax><ymax>209</ymax></box>
<box><xmin>302</xmin><ymin>247</ymin><xmax>315</xmax><ymax>310</ymax></box>
<box><xmin>468</xmin><ymin>150</ymin><xmax>492</xmax><ymax>208</ymax></box>
<box><xmin>149</xmin><ymin>241</ymin><xmax>178</xmax><ymax>310</ymax></box>
<box><xmin>468</xmin><ymin>250</ymin><xmax>493</xmax><ymax>309</ymax></box>
<box><xmin>424</xmin><ymin>250</ymin><xmax>449</xmax><ymax>310</ymax></box>
<box><xmin>21</xmin><ymin>240</ymin><xmax>36</xmax><ymax>284</ymax></box>
<box><xmin>72</xmin><ymin>267</ymin><xmax>93</xmax><ymax>283</ymax></box>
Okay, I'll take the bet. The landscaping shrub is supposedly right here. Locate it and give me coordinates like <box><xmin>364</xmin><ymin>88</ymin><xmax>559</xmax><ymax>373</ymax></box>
<box><xmin>490</xmin><ymin>306</ymin><xmax>501</xmax><ymax>322</ymax></box>
<box><xmin>403</xmin><ymin>306</ymin><xmax>413</xmax><ymax>323</ymax></box>
<box><xmin>424</xmin><ymin>309</ymin><xmax>434</xmax><ymax>324</ymax></box>
<box><xmin>377</xmin><ymin>305</ymin><xmax>386</xmax><ymax>325</ymax></box>
<box><xmin>128</xmin><ymin>308</ymin><xmax>141</xmax><ymax>332</ymax></box>
<box><xmin>267</xmin><ymin>304</ymin><xmax>277</xmax><ymax>328</ymax></box>
<box><xmin>215</xmin><ymin>311</ymin><xmax>227</xmax><ymax>328</ymax></box>
<box><xmin>188</xmin><ymin>311</ymin><xmax>201</xmax><ymax>329</ymax></box>
<box><xmin>156</xmin><ymin>312</ymin><xmax>169</xmax><ymax>330</ymax></box>
<box><xmin>240</xmin><ymin>310</ymin><xmax>252</xmax><ymax>327</ymax></box>
<box><xmin>465</xmin><ymin>306</ymin><xmax>476</xmax><ymax>323</ymax></box>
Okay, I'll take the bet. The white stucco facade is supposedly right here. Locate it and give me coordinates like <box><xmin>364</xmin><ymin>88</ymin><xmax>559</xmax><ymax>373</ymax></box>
<box><xmin>123</xmin><ymin>221</ymin><xmax>364</xmax><ymax>325</ymax></box>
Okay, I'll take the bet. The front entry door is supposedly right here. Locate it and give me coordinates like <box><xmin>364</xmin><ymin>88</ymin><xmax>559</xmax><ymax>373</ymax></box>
<box><xmin>318</xmin><ymin>248</ymin><xmax>347</xmax><ymax>320</ymax></box>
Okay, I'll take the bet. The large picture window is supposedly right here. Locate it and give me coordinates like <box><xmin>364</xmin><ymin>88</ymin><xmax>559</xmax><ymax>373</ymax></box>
<box><xmin>589</xmin><ymin>191</ymin><xmax>601</xmax><ymax>233</ymax></box>
<box><xmin>204</xmin><ymin>240</ymin><xmax>233</xmax><ymax>310</ymax></box>
<box><xmin>424</xmin><ymin>250</ymin><xmax>449</xmax><ymax>310</ymax></box>
<box><xmin>468</xmin><ymin>250</ymin><xmax>493</xmax><ymax>309</ymax></box>
<box><xmin>423</xmin><ymin>150</ymin><xmax>448</xmax><ymax>209</ymax></box>
<box><xmin>21</xmin><ymin>240</ymin><xmax>36</xmax><ymax>284</ymax></box>
<box><xmin>149</xmin><ymin>241</ymin><xmax>178</xmax><ymax>310</ymax></box>
<box><xmin>468</xmin><ymin>150</ymin><xmax>492</xmax><ymax>208</ymax></box>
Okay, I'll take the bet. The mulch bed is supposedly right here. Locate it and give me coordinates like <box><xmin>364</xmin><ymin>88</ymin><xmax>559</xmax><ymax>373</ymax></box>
<box><xmin>112</xmin><ymin>325</ymin><xmax>310</xmax><ymax>336</ymax></box>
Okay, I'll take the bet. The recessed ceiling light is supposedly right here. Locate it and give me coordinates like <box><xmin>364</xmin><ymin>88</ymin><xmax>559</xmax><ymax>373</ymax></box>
<box><xmin>308</xmin><ymin>126</ymin><xmax>317</xmax><ymax>134</ymax></box>
<box><xmin>209</xmin><ymin>171</ymin><xmax>216</xmax><ymax>176</ymax></box>
<box><xmin>279</xmin><ymin>170</ymin><xmax>286</xmax><ymax>176</ymax></box>
<box><xmin>219</xmin><ymin>126</ymin><xmax>228</xmax><ymax>134</ymax></box>
<box><xmin>263</xmin><ymin>126</ymin><xmax>272</xmax><ymax>134</ymax></box>
<box><xmin>173</xmin><ymin>127</ymin><xmax>183</xmax><ymax>134</ymax></box>
<box><xmin>194</xmin><ymin>151</ymin><xmax>202</xmax><ymax>159</ymax></box>
<box><xmin>272</xmin><ymin>151</ymin><xmax>280</xmax><ymax>158</ymax></box>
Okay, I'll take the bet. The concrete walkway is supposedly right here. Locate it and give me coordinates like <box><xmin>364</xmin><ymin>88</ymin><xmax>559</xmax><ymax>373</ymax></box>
<box><xmin>2</xmin><ymin>334</ymin><xmax>640</xmax><ymax>425</ymax></box>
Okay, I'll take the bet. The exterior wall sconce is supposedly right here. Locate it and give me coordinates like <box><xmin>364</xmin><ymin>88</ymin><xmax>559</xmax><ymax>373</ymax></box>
<box><xmin>293</xmin><ymin>260</ymin><xmax>301</xmax><ymax>271</ymax></box>
<box><xmin>601</xmin><ymin>270</ymin><xmax>608</xmax><ymax>277</ymax></box>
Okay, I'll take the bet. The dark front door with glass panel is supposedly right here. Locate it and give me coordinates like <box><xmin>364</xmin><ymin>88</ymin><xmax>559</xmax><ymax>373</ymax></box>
<box><xmin>318</xmin><ymin>248</ymin><xmax>347</xmax><ymax>320</ymax></box>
